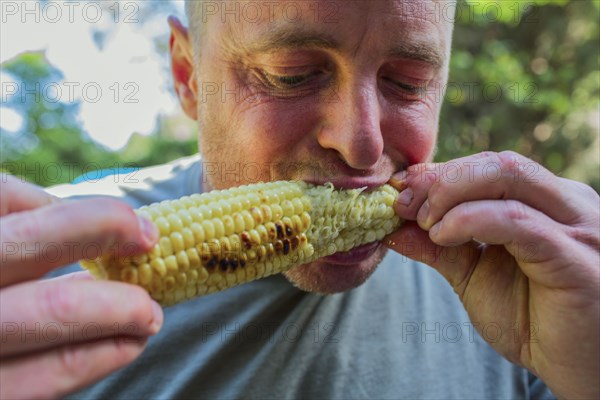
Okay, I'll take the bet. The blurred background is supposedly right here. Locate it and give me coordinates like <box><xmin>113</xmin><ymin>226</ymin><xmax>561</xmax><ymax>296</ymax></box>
<box><xmin>1</xmin><ymin>0</ymin><xmax>598</xmax><ymax>191</ymax></box>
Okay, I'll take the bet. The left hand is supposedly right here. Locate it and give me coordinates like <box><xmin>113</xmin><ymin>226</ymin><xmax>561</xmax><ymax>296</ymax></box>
<box><xmin>386</xmin><ymin>151</ymin><xmax>599</xmax><ymax>399</ymax></box>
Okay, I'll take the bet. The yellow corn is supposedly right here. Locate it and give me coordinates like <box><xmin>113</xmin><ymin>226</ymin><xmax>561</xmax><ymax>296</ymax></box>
<box><xmin>80</xmin><ymin>181</ymin><xmax>401</xmax><ymax>306</ymax></box>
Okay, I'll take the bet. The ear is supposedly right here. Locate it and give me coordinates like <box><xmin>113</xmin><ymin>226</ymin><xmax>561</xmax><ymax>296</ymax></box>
<box><xmin>168</xmin><ymin>16</ymin><xmax>198</xmax><ymax>120</ymax></box>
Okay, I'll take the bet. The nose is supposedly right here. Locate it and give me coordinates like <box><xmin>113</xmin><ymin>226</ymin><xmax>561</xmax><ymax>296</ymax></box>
<box><xmin>317</xmin><ymin>79</ymin><xmax>384</xmax><ymax>171</ymax></box>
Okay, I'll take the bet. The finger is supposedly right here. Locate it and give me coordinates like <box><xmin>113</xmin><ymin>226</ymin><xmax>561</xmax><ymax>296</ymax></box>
<box><xmin>395</xmin><ymin>151</ymin><xmax>594</xmax><ymax>228</ymax></box>
<box><xmin>426</xmin><ymin>199</ymin><xmax>591</xmax><ymax>289</ymax></box>
<box><xmin>390</xmin><ymin>169</ymin><xmax>435</xmax><ymax>221</ymax></box>
<box><xmin>384</xmin><ymin>221</ymin><xmax>483</xmax><ymax>292</ymax></box>
<box><xmin>0</xmin><ymin>277</ymin><xmax>163</xmax><ymax>357</ymax></box>
<box><xmin>0</xmin><ymin>197</ymin><xmax>159</xmax><ymax>287</ymax></box>
<box><xmin>388</xmin><ymin>153</ymin><xmax>494</xmax><ymax>220</ymax></box>
<box><xmin>0</xmin><ymin>174</ymin><xmax>58</xmax><ymax>216</ymax></box>
<box><xmin>0</xmin><ymin>336</ymin><xmax>147</xmax><ymax>400</ymax></box>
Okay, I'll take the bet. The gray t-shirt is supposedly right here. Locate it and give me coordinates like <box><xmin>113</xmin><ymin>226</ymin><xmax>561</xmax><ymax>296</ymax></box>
<box><xmin>48</xmin><ymin>156</ymin><xmax>554</xmax><ymax>399</ymax></box>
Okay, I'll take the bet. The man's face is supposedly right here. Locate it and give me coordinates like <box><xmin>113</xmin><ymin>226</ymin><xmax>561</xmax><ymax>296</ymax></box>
<box><xmin>180</xmin><ymin>0</ymin><xmax>453</xmax><ymax>293</ymax></box>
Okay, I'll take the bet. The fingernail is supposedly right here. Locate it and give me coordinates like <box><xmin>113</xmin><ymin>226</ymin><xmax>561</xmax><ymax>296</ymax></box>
<box><xmin>417</xmin><ymin>201</ymin><xmax>430</xmax><ymax>225</ymax></box>
<box><xmin>389</xmin><ymin>170</ymin><xmax>408</xmax><ymax>186</ymax></box>
<box><xmin>150</xmin><ymin>301</ymin><xmax>164</xmax><ymax>333</ymax></box>
<box><xmin>429</xmin><ymin>221</ymin><xmax>440</xmax><ymax>237</ymax></box>
<box><xmin>388</xmin><ymin>177</ymin><xmax>405</xmax><ymax>191</ymax></box>
<box><xmin>397</xmin><ymin>188</ymin><xmax>413</xmax><ymax>206</ymax></box>
<box><xmin>138</xmin><ymin>216</ymin><xmax>159</xmax><ymax>246</ymax></box>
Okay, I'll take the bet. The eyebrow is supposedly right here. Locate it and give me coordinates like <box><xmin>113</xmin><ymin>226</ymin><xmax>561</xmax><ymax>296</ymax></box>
<box><xmin>245</xmin><ymin>28</ymin><xmax>444</xmax><ymax>68</ymax></box>
<box><xmin>387</xmin><ymin>43</ymin><xmax>444</xmax><ymax>68</ymax></box>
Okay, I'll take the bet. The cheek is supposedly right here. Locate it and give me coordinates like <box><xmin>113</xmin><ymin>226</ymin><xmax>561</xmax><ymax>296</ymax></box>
<box><xmin>382</xmin><ymin>105</ymin><xmax>438</xmax><ymax>165</ymax></box>
<box><xmin>236</xmin><ymin>101</ymin><xmax>321</xmax><ymax>159</ymax></box>
<box><xmin>201</xmin><ymin>95</ymin><xmax>324</xmax><ymax>187</ymax></box>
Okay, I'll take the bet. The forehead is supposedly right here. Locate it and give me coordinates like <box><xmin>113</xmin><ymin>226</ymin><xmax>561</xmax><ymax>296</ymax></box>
<box><xmin>200</xmin><ymin>0</ymin><xmax>453</xmax><ymax>60</ymax></box>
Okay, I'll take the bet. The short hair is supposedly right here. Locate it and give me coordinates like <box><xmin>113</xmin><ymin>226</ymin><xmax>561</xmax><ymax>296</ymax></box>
<box><xmin>185</xmin><ymin>0</ymin><xmax>455</xmax><ymax>64</ymax></box>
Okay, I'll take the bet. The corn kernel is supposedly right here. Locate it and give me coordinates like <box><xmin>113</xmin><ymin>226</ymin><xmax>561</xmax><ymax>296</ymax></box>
<box><xmin>80</xmin><ymin>181</ymin><xmax>401</xmax><ymax>306</ymax></box>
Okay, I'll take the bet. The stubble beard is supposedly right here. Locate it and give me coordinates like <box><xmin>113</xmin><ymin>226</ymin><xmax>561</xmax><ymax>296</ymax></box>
<box><xmin>283</xmin><ymin>245</ymin><xmax>389</xmax><ymax>294</ymax></box>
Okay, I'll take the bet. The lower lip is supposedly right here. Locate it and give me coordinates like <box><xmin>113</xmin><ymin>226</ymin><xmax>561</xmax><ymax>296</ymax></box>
<box><xmin>320</xmin><ymin>242</ymin><xmax>381</xmax><ymax>265</ymax></box>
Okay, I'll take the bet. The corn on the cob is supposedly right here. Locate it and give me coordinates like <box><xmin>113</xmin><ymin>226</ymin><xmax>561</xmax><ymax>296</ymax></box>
<box><xmin>80</xmin><ymin>181</ymin><xmax>401</xmax><ymax>306</ymax></box>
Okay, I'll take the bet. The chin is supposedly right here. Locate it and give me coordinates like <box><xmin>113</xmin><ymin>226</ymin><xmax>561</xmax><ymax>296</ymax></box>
<box><xmin>283</xmin><ymin>246</ymin><xmax>388</xmax><ymax>294</ymax></box>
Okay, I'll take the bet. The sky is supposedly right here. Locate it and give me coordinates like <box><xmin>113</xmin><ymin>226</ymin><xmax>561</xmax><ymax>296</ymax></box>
<box><xmin>0</xmin><ymin>0</ymin><xmax>186</xmax><ymax>150</ymax></box>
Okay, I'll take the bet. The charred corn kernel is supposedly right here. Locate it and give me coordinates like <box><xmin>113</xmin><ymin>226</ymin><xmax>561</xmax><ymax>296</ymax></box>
<box><xmin>80</xmin><ymin>181</ymin><xmax>401</xmax><ymax>307</ymax></box>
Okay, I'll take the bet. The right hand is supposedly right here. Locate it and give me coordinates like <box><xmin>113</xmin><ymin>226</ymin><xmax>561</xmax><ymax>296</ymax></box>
<box><xmin>0</xmin><ymin>174</ymin><xmax>163</xmax><ymax>400</ymax></box>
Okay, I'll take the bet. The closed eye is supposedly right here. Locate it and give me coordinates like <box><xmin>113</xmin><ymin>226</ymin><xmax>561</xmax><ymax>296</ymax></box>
<box><xmin>260</xmin><ymin>70</ymin><xmax>322</xmax><ymax>90</ymax></box>
<box><xmin>381</xmin><ymin>77</ymin><xmax>427</xmax><ymax>100</ymax></box>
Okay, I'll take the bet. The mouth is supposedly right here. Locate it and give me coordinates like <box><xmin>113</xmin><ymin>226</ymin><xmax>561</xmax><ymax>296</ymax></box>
<box><xmin>301</xmin><ymin>176</ymin><xmax>396</xmax><ymax>265</ymax></box>
<box><xmin>319</xmin><ymin>242</ymin><xmax>382</xmax><ymax>265</ymax></box>
<box><xmin>303</xmin><ymin>177</ymin><xmax>390</xmax><ymax>192</ymax></box>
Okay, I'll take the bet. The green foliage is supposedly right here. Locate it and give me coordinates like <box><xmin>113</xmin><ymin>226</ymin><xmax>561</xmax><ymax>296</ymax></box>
<box><xmin>1</xmin><ymin>0</ymin><xmax>598</xmax><ymax>191</ymax></box>
<box><xmin>1</xmin><ymin>52</ymin><xmax>197</xmax><ymax>187</ymax></box>
<box><xmin>441</xmin><ymin>0</ymin><xmax>599</xmax><ymax>191</ymax></box>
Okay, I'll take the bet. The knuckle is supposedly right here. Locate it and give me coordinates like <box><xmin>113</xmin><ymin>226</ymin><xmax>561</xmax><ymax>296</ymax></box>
<box><xmin>41</xmin><ymin>282</ymin><xmax>79</xmax><ymax>323</ymax></box>
<box><xmin>96</xmin><ymin>198</ymin><xmax>137</xmax><ymax>231</ymax></box>
<box><xmin>496</xmin><ymin>151</ymin><xmax>545</xmax><ymax>183</ymax></box>
<box><xmin>85</xmin><ymin>198</ymin><xmax>139</xmax><ymax>250</ymax></box>
<box><xmin>121</xmin><ymin>285</ymin><xmax>153</xmax><ymax>325</ymax></box>
<box><xmin>424</xmin><ymin>169</ymin><xmax>439</xmax><ymax>186</ymax></box>
<box><xmin>113</xmin><ymin>336</ymin><xmax>146</xmax><ymax>364</ymax></box>
<box><xmin>427</xmin><ymin>183</ymin><xmax>444</xmax><ymax>209</ymax></box>
<box><xmin>567</xmin><ymin>226</ymin><xmax>600</xmax><ymax>252</ymax></box>
<box><xmin>496</xmin><ymin>151</ymin><xmax>522</xmax><ymax>176</ymax></box>
<box><xmin>504</xmin><ymin>200</ymin><xmax>529</xmax><ymax>222</ymax></box>
<box><xmin>497</xmin><ymin>150</ymin><xmax>520</xmax><ymax>159</ymax></box>
<box><xmin>57</xmin><ymin>345</ymin><xmax>88</xmax><ymax>378</ymax></box>
<box><xmin>479</xmin><ymin>150</ymin><xmax>498</xmax><ymax>158</ymax></box>
<box><xmin>90</xmin><ymin>282</ymin><xmax>151</xmax><ymax>329</ymax></box>
<box><xmin>2</xmin><ymin>212</ymin><xmax>42</xmax><ymax>243</ymax></box>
